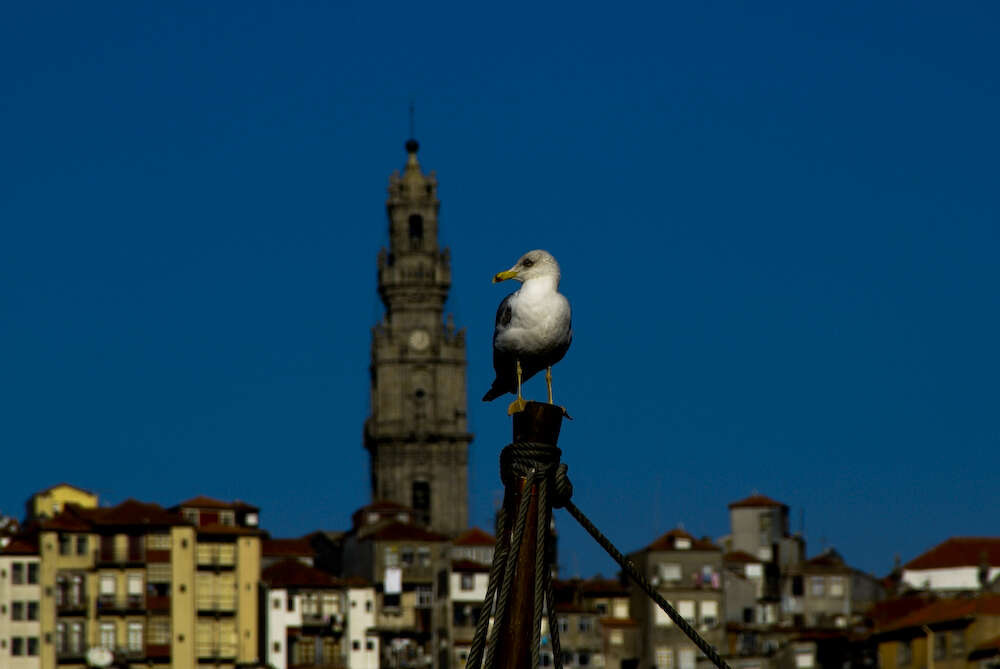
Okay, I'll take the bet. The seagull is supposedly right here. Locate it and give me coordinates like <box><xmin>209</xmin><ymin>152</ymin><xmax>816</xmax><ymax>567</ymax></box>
<box><xmin>483</xmin><ymin>250</ymin><xmax>573</xmax><ymax>415</ymax></box>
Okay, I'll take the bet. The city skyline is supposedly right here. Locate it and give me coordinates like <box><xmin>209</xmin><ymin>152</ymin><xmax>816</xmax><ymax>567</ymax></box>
<box><xmin>2</xmin><ymin>2</ymin><xmax>998</xmax><ymax>582</ymax></box>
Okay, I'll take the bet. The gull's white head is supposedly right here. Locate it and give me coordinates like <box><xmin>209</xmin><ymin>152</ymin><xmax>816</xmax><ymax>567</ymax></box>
<box><xmin>493</xmin><ymin>249</ymin><xmax>561</xmax><ymax>284</ymax></box>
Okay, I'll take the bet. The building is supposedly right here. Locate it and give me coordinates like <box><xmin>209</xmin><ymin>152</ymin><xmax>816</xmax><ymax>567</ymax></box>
<box><xmin>260</xmin><ymin>558</ymin><xmax>378</xmax><ymax>669</ymax></box>
<box><xmin>901</xmin><ymin>537</ymin><xmax>1000</xmax><ymax>593</ymax></box>
<box><xmin>0</xmin><ymin>535</ymin><xmax>42</xmax><ymax>668</ymax></box>
<box><xmin>341</xmin><ymin>501</ymin><xmax>450</xmax><ymax>669</ymax></box>
<box><xmin>262</xmin><ymin>537</ymin><xmax>317</xmax><ymax>569</ymax></box>
<box><xmin>721</xmin><ymin>495</ymin><xmax>804</xmax><ymax>570</ymax></box>
<box><xmin>780</xmin><ymin>548</ymin><xmax>884</xmax><ymax>630</ymax></box>
<box><xmin>364</xmin><ymin>138</ymin><xmax>473</xmax><ymax>536</ymax></box>
<box><xmin>629</xmin><ymin>528</ymin><xmax>725</xmax><ymax>669</ymax></box>
<box><xmin>25</xmin><ymin>484</ymin><xmax>97</xmax><ymax>523</ymax></box>
<box><xmin>872</xmin><ymin>595</ymin><xmax>1000</xmax><ymax>669</ymax></box>
<box><xmin>34</xmin><ymin>496</ymin><xmax>261</xmax><ymax>669</ymax></box>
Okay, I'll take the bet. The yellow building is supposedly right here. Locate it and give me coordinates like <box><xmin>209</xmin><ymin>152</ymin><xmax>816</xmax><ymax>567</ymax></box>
<box><xmin>36</xmin><ymin>497</ymin><xmax>261</xmax><ymax>669</ymax></box>
<box><xmin>874</xmin><ymin>595</ymin><xmax>1000</xmax><ymax>669</ymax></box>
<box><xmin>26</xmin><ymin>484</ymin><xmax>97</xmax><ymax>522</ymax></box>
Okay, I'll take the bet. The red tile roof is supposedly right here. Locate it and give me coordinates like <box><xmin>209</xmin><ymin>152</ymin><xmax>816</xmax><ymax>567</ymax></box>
<box><xmin>1</xmin><ymin>536</ymin><xmax>39</xmax><ymax>555</ymax></box>
<box><xmin>866</xmin><ymin>595</ymin><xmax>936</xmax><ymax>629</ymax></box>
<box><xmin>452</xmin><ymin>527</ymin><xmax>495</xmax><ymax>547</ymax></box>
<box><xmin>643</xmin><ymin>528</ymin><xmax>719</xmax><ymax>552</ymax></box>
<box><xmin>904</xmin><ymin>537</ymin><xmax>1000</xmax><ymax>570</ymax></box>
<box><xmin>263</xmin><ymin>538</ymin><xmax>315</xmax><ymax>558</ymax></box>
<box><xmin>363</xmin><ymin>521</ymin><xmax>448</xmax><ymax>543</ymax></box>
<box><xmin>262</xmin><ymin>558</ymin><xmax>342</xmax><ymax>589</ymax></box>
<box><xmin>196</xmin><ymin>522</ymin><xmax>261</xmax><ymax>537</ymax></box>
<box><xmin>93</xmin><ymin>500</ymin><xmax>183</xmax><ymax>527</ymax></box>
<box><xmin>452</xmin><ymin>559</ymin><xmax>491</xmax><ymax>573</ymax></box>
<box><xmin>579</xmin><ymin>578</ymin><xmax>630</xmax><ymax>597</ymax></box>
<box><xmin>880</xmin><ymin>595</ymin><xmax>1000</xmax><ymax>633</ymax></box>
<box><xmin>728</xmin><ymin>494</ymin><xmax>787</xmax><ymax>510</ymax></box>
<box><xmin>172</xmin><ymin>496</ymin><xmax>259</xmax><ymax>512</ymax></box>
<box><xmin>724</xmin><ymin>551</ymin><xmax>763</xmax><ymax>564</ymax></box>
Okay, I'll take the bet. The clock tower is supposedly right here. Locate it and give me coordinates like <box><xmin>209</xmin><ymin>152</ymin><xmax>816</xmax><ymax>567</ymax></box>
<box><xmin>364</xmin><ymin>138</ymin><xmax>472</xmax><ymax>535</ymax></box>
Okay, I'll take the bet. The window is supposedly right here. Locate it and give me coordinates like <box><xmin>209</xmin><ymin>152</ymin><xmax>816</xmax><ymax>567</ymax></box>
<box><xmin>700</xmin><ymin>600</ymin><xmax>718</xmax><ymax>627</ymax></box>
<box><xmin>578</xmin><ymin>651</ymin><xmax>591</xmax><ymax>666</ymax></box>
<box><xmin>76</xmin><ymin>535</ymin><xmax>88</xmax><ymax>555</ymax></box>
<box><xmin>678</xmin><ymin>600</ymin><xmax>695</xmax><ymax>623</ymax></box>
<box><xmin>658</xmin><ymin>563</ymin><xmax>682</xmax><ymax>582</ymax></box>
<box><xmin>384</xmin><ymin>547</ymin><xmax>399</xmax><ymax>568</ymax></box>
<box><xmin>933</xmin><ymin>633</ymin><xmax>946</xmax><ymax>660</ymax></box>
<box><xmin>12</xmin><ymin>637</ymin><xmax>24</xmax><ymax>656</ymax></box>
<box><xmin>59</xmin><ymin>534</ymin><xmax>71</xmax><ymax>555</ymax></box>
<box><xmin>353</xmin><ymin>640</ymin><xmax>360</xmax><ymax>651</ymax></box>
<box><xmin>408</xmin><ymin>214</ymin><xmax>424</xmax><ymax>248</ymax></box>
<box><xmin>579</xmin><ymin>617</ymin><xmax>594</xmax><ymax>633</ymax></box>
<box><xmin>148</xmin><ymin>618</ymin><xmax>170</xmax><ymax>645</ymax></box>
<box><xmin>416</xmin><ymin>585</ymin><xmax>433</xmax><ymax>608</ymax></box>
<box><xmin>11</xmin><ymin>563</ymin><xmax>24</xmax><ymax>584</ymax></box>
<box><xmin>273</xmin><ymin>597</ymin><xmax>281</xmax><ymax>609</ymax></box>
<box><xmin>461</xmin><ymin>573</ymin><xmax>475</xmax><ymax>590</ymax></box>
<box><xmin>147</xmin><ymin>563</ymin><xmax>171</xmax><ymax>583</ymax></box>
<box><xmin>654</xmin><ymin>648</ymin><xmax>673</xmax><ymax>669</ymax></box>
<box><xmin>679</xmin><ymin>648</ymin><xmax>695</xmax><ymax>669</ymax></box>
<box><xmin>610</xmin><ymin>629</ymin><xmax>624</xmax><ymax>645</ymax></box>
<box><xmin>366</xmin><ymin>600</ymin><xmax>373</xmax><ymax>612</ymax></box>
<box><xmin>12</xmin><ymin>601</ymin><xmax>25</xmax><ymax>620</ymax></box>
<box><xmin>809</xmin><ymin>576</ymin><xmax>824</xmax><ymax>596</ymax></box>
<box><xmin>69</xmin><ymin>622</ymin><xmax>84</xmax><ymax>654</ymax></box>
<box><xmin>655</xmin><ymin>600</ymin><xmax>673</xmax><ymax>626</ymax></box>
<box><xmin>27</xmin><ymin>563</ymin><xmax>39</xmax><ymax>584</ymax></box>
<box><xmin>792</xmin><ymin>575</ymin><xmax>804</xmax><ymax>596</ymax></box>
<box><xmin>148</xmin><ymin>533</ymin><xmax>171</xmax><ymax>549</ymax></box>
<box><xmin>951</xmin><ymin>630</ymin><xmax>965</xmax><ymax>656</ymax></box>
<box><xmin>99</xmin><ymin>622</ymin><xmax>116</xmax><ymax>650</ymax></box>
<box><xmin>127</xmin><ymin>622</ymin><xmax>143</xmax><ymax>652</ymax></box>
<box><xmin>412</xmin><ymin>481</ymin><xmax>430</xmax><ymax>524</ymax></box>
<box><xmin>795</xmin><ymin>650</ymin><xmax>815</xmax><ymax>668</ymax></box>
<box><xmin>402</xmin><ymin>547</ymin><xmax>415</xmax><ymax>566</ymax></box>
<box><xmin>828</xmin><ymin>576</ymin><xmax>844</xmax><ymax>597</ymax></box>
<box><xmin>897</xmin><ymin>640</ymin><xmax>912</xmax><ymax>666</ymax></box>
<box><xmin>219</xmin><ymin>511</ymin><xmax>235</xmax><ymax>526</ymax></box>
<box><xmin>558</xmin><ymin>618</ymin><xmax>570</xmax><ymax>633</ymax></box>
<box><xmin>273</xmin><ymin>641</ymin><xmax>281</xmax><ymax>653</ymax></box>
<box><xmin>56</xmin><ymin>623</ymin><xmax>66</xmax><ymax>653</ymax></box>
<box><xmin>27</xmin><ymin>601</ymin><xmax>38</xmax><ymax>621</ymax></box>
<box><xmin>287</xmin><ymin>595</ymin><xmax>295</xmax><ymax>612</ymax></box>
<box><xmin>417</xmin><ymin>546</ymin><xmax>431</xmax><ymax>567</ymax></box>
<box><xmin>745</xmin><ymin>563</ymin><xmax>763</xmax><ymax>578</ymax></box>
<box><xmin>366</xmin><ymin>639</ymin><xmax>375</xmax><ymax>651</ymax></box>
<box><xmin>100</xmin><ymin>574</ymin><xmax>116</xmax><ymax>602</ymax></box>
<box><xmin>675</xmin><ymin>537</ymin><xmax>691</xmax><ymax>550</ymax></box>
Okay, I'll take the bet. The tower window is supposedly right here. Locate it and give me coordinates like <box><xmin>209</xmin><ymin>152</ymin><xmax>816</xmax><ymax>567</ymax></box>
<box><xmin>412</xmin><ymin>481</ymin><xmax>430</xmax><ymax>525</ymax></box>
<box><xmin>408</xmin><ymin>214</ymin><xmax>423</xmax><ymax>249</ymax></box>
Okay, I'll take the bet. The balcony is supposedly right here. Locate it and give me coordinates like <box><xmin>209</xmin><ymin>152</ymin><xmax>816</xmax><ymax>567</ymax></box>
<box><xmin>56</xmin><ymin>598</ymin><xmax>88</xmax><ymax>616</ymax></box>
<box><xmin>97</xmin><ymin>595</ymin><xmax>145</xmax><ymax>613</ymax></box>
<box><xmin>96</xmin><ymin>547</ymin><xmax>145</xmax><ymax>566</ymax></box>
<box><xmin>147</xmin><ymin>594</ymin><xmax>171</xmax><ymax>611</ymax></box>
<box><xmin>196</xmin><ymin>598</ymin><xmax>237</xmax><ymax>614</ymax></box>
<box><xmin>145</xmin><ymin>644</ymin><xmax>170</xmax><ymax>659</ymax></box>
<box><xmin>196</xmin><ymin>644</ymin><xmax>237</xmax><ymax>660</ymax></box>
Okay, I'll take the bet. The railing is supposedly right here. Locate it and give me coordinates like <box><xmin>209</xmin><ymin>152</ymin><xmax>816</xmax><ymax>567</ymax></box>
<box><xmin>146</xmin><ymin>594</ymin><xmax>171</xmax><ymax>611</ymax></box>
<box><xmin>97</xmin><ymin>595</ymin><xmax>145</xmax><ymax>612</ymax></box>
<box><xmin>195</xmin><ymin>597</ymin><xmax>237</xmax><ymax>612</ymax></box>
<box><xmin>195</xmin><ymin>644</ymin><xmax>238</xmax><ymax>659</ymax></box>
<box><xmin>56</xmin><ymin>598</ymin><xmax>88</xmax><ymax>615</ymax></box>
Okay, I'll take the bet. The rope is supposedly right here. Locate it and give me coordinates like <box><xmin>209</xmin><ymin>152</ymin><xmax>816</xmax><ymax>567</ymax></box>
<box><xmin>466</xmin><ymin>441</ymin><xmax>731</xmax><ymax>669</ymax></box>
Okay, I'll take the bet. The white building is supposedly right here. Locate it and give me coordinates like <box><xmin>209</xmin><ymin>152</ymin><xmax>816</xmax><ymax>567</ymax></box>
<box><xmin>0</xmin><ymin>537</ymin><xmax>41</xmax><ymax>669</ymax></box>
<box><xmin>902</xmin><ymin>537</ymin><xmax>1000</xmax><ymax>593</ymax></box>
<box><xmin>261</xmin><ymin>558</ymin><xmax>378</xmax><ymax>669</ymax></box>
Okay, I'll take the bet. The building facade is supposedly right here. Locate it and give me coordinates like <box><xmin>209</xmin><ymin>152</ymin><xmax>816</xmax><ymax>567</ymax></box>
<box><xmin>0</xmin><ymin>536</ymin><xmax>42</xmax><ymax>669</ymax></box>
<box><xmin>364</xmin><ymin>138</ymin><xmax>473</xmax><ymax>537</ymax></box>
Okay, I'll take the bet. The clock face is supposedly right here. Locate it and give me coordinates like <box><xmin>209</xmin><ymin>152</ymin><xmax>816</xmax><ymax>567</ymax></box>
<box><xmin>409</xmin><ymin>329</ymin><xmax>430</xmax><ymax>351</ymax></box>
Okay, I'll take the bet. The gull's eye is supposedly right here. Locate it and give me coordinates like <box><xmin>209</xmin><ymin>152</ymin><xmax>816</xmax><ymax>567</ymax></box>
<box><xmin>522</xmin><ymin>257</ymin><xmax>534</xmax><ymax>268</ymax></box>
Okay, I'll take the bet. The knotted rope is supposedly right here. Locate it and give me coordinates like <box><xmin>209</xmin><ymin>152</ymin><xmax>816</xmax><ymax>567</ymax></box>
<box><xmin>466</xmin><ymin>441</ymin><xmax>732</xmax><ymax>669</ymax></box>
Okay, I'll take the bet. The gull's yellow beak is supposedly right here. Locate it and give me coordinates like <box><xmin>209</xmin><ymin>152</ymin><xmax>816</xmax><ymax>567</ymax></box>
<box><xmin>493</xmin><ymin>269</ymin><xmax>518</xmax><ymax>283</ymax></box>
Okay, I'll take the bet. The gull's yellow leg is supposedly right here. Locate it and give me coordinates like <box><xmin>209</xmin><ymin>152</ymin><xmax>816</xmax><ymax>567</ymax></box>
<box><xmin>507</xmin><ymin>360</ymin><xmax>527</xmax><ymax>415</ymax></box>
<box><xmin>546</xmin><ymin>366</ymin><xmax>553</xmax><ymax>404</ymax></box>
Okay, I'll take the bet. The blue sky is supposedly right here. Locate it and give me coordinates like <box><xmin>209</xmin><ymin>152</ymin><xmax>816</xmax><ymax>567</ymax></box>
<box><xmin>1</xmin><ymin>1</ymin><xmax>997</xmax><ymax>578</ymax></box>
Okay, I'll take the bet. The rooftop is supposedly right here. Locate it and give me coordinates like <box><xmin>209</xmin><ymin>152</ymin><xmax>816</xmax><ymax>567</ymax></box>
<box><xmin>728</xmin><ymin>493</ymin><xmax>788</xmax><ymax>510</ymax></box>
<box><xmin>904</xmin><ymin>537</ymin><xmax>1000</xmax><ymax>571</ymax></box>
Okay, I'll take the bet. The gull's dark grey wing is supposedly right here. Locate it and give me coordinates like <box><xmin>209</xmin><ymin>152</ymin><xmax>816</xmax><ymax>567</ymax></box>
<box><xmin>483</xmin><ymin>294</ymin><xmax>516</xmax><ymax>401</ymax></box>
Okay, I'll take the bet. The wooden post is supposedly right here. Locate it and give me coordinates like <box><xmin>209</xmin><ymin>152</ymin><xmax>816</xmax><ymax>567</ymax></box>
<box><xmin>495</xmin><ymin>401</ymin><xmax>564</xmax><ymax>669</ymax></box>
